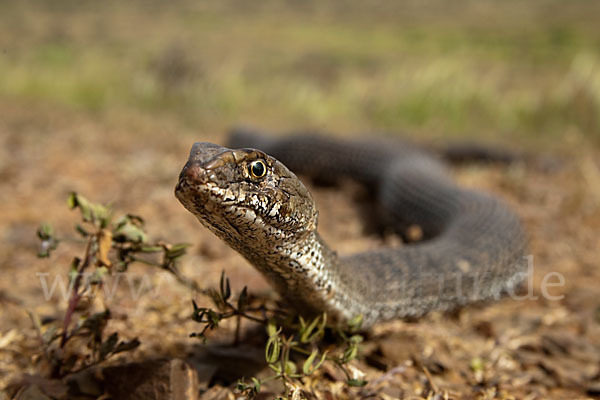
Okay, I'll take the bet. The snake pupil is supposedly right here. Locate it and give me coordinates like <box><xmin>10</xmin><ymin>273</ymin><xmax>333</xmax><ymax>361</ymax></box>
<box><xmin>250</xmin><ymin>160</ymin><xmax>266</xmax><ymax>178</ymax></box>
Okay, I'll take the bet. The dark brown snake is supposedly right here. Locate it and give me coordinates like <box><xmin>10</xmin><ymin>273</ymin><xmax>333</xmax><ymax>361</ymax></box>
<box><xmin>175</xmin><ymin>129</ymin><xmax>528</xmax><ymax>327</ymax></box>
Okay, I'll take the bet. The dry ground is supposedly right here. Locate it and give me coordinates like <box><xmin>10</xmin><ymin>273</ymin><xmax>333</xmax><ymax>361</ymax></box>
<box><xmin>2</xmin><ymin>1</ymin><xmax>600</xmax><ymax>399</ymax></box>
<box><xmin>0</xmin><ymin>103</ymin><xmax>599</xmax><ymax>399</ymax></box>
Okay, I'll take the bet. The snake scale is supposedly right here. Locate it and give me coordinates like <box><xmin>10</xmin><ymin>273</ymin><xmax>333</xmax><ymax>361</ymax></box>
<box><xmin>175</xmin><ymin>129</ymin><xmax>527</xmax><ymax>328</ymax></box>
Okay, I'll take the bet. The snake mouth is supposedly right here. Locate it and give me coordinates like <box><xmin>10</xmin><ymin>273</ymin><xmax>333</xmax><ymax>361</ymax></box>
<box><xmin>175</xmin><ymin>154</ymin><xmax>248</xmax><ymax>219</ymax></box>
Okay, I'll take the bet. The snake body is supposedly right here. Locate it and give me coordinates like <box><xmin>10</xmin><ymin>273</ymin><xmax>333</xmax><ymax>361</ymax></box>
<box><xmin>175</xmin><ymin>130</ymin><xmax>527</xmax><ymax>327</ymax></box>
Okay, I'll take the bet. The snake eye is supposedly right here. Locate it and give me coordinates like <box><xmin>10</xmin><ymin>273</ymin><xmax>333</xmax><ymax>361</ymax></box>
<box><xmin>248</xmin><ymin>160</ymin><xmax>267</xmax><ymax>179</ymax></box>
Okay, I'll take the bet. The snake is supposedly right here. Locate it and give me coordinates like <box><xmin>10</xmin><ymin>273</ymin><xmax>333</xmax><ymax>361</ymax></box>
<box><xmin>175</xmin><ymin>129</ymin><xmax>528</xmax><ymax>328</ymax></box>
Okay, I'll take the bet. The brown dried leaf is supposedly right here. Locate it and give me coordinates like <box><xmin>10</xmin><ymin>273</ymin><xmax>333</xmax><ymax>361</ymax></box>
<box><xmin>97</xmin><ymin>229</ymin><xmax>112</xmax><ymax>267</ymax></box>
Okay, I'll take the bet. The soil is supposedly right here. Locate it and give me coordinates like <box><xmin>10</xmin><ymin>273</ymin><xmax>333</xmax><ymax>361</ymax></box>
<box><xmin>1</xmin><ymin>103</ymin><xmax>600</xmax><ymax>399</ymax></box>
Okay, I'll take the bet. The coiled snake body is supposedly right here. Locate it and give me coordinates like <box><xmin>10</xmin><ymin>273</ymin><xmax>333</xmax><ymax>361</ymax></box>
<box><xmin>175</xmin><ymin>130</ymin><xmax>527</xmax><ymax>327</ymax></box>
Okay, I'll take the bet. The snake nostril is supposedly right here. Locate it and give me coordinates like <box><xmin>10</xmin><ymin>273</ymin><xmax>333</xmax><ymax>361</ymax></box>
<box><xmin>185</xmin><ymin>164</ymin><xmax>196</xmax><ymax>179</ymax></box>
<box><xmin>185</xmin><ymin>163</ymin><xmax>201</xmax><ymax>179</ymax></box>
<box><xmin>177</xmin><ymin>162</ymin><xmax>206</xmax><ymax>186</ymax></box>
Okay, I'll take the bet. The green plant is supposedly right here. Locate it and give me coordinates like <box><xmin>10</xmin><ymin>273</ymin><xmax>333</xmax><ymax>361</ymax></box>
<box><xmin>35</xmin><ymin>193</ymin><xmax>367</xmax><ymax>398</ymax></box>
<box><xmin>35</xmin><ymin>192</ymin><xmax>192</xmax><ymax>378</ymax></box>
<box><xmin>190</xmin><ymin>271</ymin><xmax>367</xmax><ymax>399</ymax></box>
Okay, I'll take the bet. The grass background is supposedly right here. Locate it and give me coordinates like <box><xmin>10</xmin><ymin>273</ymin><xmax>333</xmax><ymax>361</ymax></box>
<box><xmin>1</xmin><ymin>0</ymin><xmax>599</xmax><ymax>147</ymax></box>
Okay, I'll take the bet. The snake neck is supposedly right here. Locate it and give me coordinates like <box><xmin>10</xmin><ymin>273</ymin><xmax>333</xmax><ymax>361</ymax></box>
<box><xmin>243</xmin><ymin>229</ymin><xmax>356</xmax><ymax>323</ymax></box>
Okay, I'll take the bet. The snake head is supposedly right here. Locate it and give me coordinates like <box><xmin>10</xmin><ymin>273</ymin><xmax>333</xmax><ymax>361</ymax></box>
<box><xmin>175</xmin><ymin>142</ymin><xmax>318</xmax><ymax>253</ymax></box>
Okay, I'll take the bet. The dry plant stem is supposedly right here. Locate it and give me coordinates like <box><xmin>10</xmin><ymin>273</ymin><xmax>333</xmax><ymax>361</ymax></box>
<box><xmin>217</xmin><ymin>308</ymin><xmax>269</xmax><ymax>324</ymax></box>
<box><xmin>165</xmin><ymin>264</ymin><xmax>207</xmax><ymax>294</ymax></box>
<box><xmin>28</xmin><ymin>311</ymin><xmax>53</xmax><ymax>369</ymax></box>
<box><xmin>61</xmin><ymin>235</ymin><xmax>94</xmax><ymax>348</ymax></box>
<box><xmin>422</xmin><ymin>366</ymin><xmax>439</xmax><ymax>394</ymax></box>
<box><xmin>131</xmin><ymin>255</ymin><xmax>208</xmax><ymax>295</ymax></box>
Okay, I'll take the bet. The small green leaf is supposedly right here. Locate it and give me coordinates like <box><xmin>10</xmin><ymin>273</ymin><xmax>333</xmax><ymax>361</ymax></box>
<box><xmin>114</xmin><ymin>222</ymin><xmax>147</xmax><ymax>243</ymax></box>
<box><xmin>300</xmin><ymin>313</ymin><xmax>326</xmax><ymax>343</ymax></box>
<box><xmin>37</xmin><ymin>223</ymin><xmax>59</xmax><ymax>257</ymax></box>
<box><xmin>347</xmin><ymin>314</ymin><xmax>364</xmax><ymax>332</ymax></box>
<box><xmin>37</xmin><ymin>223</ymin><xmax>54</xmax><ymax>240</ymax></box>
<box><xmin>68</xmin><ymin>192</ymin><xmax>112</xmax><ymax>226</ymax></box>
<box><xmin>268</xmin><ymin>363</ymin><xmax>281</xmax><ymax>374</ymax></box>
<box><xmin>219</xmin><ymin>270</ymin><xmax>231</xmax><ymax>301</ymax></box>
<box><xmin>75</xmin><ymin>224</ymin><xmax>90</xmax><ymax>237</ymax></box>
<box><xmin>251</xmin><ymin>377</ymin><xmax>261</xmax><ymax>392</ymax></box>
<box><xmin>140</xmin><ymin>245</ymin><xmax>163</xmax><ymax>253</ymax></box>
<box><xmin>68</xmin><ymin>257</ymin><xmax>81</xmax><ymax>284</ymax></box>
<box><xmin>284</xmin><ymin>360</ymin><xmax>297</xmax><ymax>375</ymax></box>
<box><xmin>265</xmin><ymin>335</ymin><xmax>281</xmax><ymax>364</ymax></box>
<box><xmin>165</xmin><ymin>243</ymin><xmax>190</xmax><ymax>257</ymax></box>
<box><xmin>80</xmin><ymin>310</ymin><xmax>111</xmax><ymax>336</ymax></box>
<box><xmin>347</xmin><ymin>379</ymin><xmax>368</xmax><ymax>387</ymax></box>
<box><xmin>67</xmin><ymin>192</ymin><xmax>78</xmax><ymax>209</ymax></box>
<box><xmin>192</xmin><ymin>306</ymin><xmax>221</xmax><ymax>328</ymax></box>
<box><xmin>236</xmin><ymin>380</ymin><xmax>247</xmax><ymax>392</ymax></box>
<box><xmin>113</xmin><ymin>338</ymin><xmax>141</xmax><ymax>354</ymax></box>
<box><xmin>100</xmin><ymin>332</ymin><xmax>119</xmax><ymax>359</ymax></box>
<box><xmin>237</xmin><ymin>286</ymin><xmax>248</xmax><ymax>311</ymax></box>
<box><xmin>169</xmin><ymin>243</ymin><xmax>190</xmax><ymax>253</ymax></box>
<box><xmin>266</xmin><ymin>319</ymin><xmax>278</xmax><ymax>337</ymax></box>
<box><xmin>470</xmin><ymin>357</ymin><xmax>485</xmax><ymax>372</ymax></box>
<box><xmin>342</xmin><ymin>344</ymin><xmax>358</xmax><ymax>363</ymax></box>
<box><xmin>299</xmin><ymin>315</ymin><xmax>307</xmax><ymax>331</ymax></box>
<box><xmin>349</xmin><ymin>334</ymin><xmax>363</xmax><ymax>345</ymax></box>
<box><xmin>302</xmin><ymin>348</ymin><xmax>327</xmax><ymax>375</ymax></box>
<box><xmin>89</xmin><ymin>266</ymin><xmax>109</xmax><ymax>284</ymax></box>
<box><xmin>190</xmin><ymin>301</ymin><xmax>221</xmax><ymax>342</ymax></box>
<box><xmin>95</xmin><ymin>205</ymin><xmax>112</xmax><ymax>228</ymax></box>
<box><xmin>68</xmin><ymin>192</ymin><xmax>92</xmax><ymax>221</ymax></box>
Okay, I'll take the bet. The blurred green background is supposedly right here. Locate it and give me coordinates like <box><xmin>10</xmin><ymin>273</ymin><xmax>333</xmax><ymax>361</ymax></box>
<box><xmin>1</xmin><ymin>0</ymin><xmax>599</xmax><ymax>147</ymax></box>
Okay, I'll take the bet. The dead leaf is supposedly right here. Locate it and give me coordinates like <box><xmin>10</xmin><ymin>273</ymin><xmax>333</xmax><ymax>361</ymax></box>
<box><xmin>97</xmin><ymin>229</ymin><xmax>112</xmax><ymax>267</ymax></box>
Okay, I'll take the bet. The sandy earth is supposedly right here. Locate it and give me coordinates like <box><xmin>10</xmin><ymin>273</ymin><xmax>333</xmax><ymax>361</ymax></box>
<box><xmin>1</xmin><ymin>103</ymin><xmax>600</xmax><ymax>399</ymax></box>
